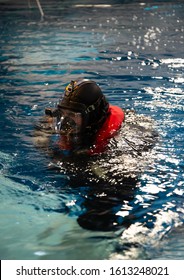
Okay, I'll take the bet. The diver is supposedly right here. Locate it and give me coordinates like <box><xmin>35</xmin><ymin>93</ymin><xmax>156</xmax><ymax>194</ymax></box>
<box><xmin>35</xmin><ymin>78</ymin><xmax>124</xmax><ymax>156</ymax></box>
<box><xmin>34</xmin><ymin>78</ymin><xmax>158</xmax><ymax>231</ymax></box>
<box><xmin>34</xmin><ymin>78</ymin><xmax>158</xmax><ymax>183</ymax></box>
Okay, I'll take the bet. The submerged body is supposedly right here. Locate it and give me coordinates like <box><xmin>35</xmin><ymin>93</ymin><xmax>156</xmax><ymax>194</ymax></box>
<box><xmin>34</xmin><ymin>78</ymin><xmax>158</xmax><ymax>186</ymax></box>
<box><xmin>34</xmin><ymin>79</ymin><xmax>158</xmax><ymax>230</ymax></box>
<box><xmin>35</xmin><ymin>108</ymin><xmax>158</xmax><ymax>186</ymax></box>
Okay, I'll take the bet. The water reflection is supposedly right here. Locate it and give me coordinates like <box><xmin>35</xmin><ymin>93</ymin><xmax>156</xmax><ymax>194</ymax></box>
<box><xmin>0</xmin><ymin>0</ymin><xmax>184</xmax><ymax>259</ymax></box>
<box><xmin>77</xmin><ymin>182</ymin><xmax>137</xmax><ymax>231</ymax></box>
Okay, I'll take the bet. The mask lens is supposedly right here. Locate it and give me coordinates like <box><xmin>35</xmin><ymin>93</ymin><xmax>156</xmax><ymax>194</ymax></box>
<box><xmin>55</xmin><ymin>109</ymin><xmax>82</xmax><ymax>135</ymax></box>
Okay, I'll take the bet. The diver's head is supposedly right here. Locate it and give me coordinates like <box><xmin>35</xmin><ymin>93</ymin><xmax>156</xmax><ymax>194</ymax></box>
<box><xmin>46</xmin><ymin>79</ymin><xmax>109</xmax><ymax>138</ymax></box>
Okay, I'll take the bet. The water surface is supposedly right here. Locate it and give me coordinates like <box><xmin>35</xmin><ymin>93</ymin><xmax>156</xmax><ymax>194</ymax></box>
<box><xmin>0</xmin><ymin>0</ymin><xmax>184</xmax><ymax>259</ymax></box>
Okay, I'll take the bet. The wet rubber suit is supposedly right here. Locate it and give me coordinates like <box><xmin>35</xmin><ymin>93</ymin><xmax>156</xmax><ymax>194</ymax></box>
<box><xmin>34</xmin><ymin>79</ymin><xmax>158</xmax><ymax>230</ymax></box>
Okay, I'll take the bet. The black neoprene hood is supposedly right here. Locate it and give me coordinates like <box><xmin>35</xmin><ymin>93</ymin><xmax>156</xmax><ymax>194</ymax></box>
<box><xmin>58</xmin><ymin>79</ymin><xmax>104</xmax><ymax>113</ymax></box>
<box><xmin>45</xmin><ymin>79</ymin><xmax>109</xmax><ymax>133</ymax></box>
<box><xmin>58</xmin><ymin>79</ymin><xmax>109</xmax><ymax>132</ymax></box>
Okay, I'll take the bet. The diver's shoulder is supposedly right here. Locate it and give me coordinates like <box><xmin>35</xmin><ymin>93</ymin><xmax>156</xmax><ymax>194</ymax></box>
<box><xmin>119</xmin><ymin>109</ymin><xmax>159</xmax><ymax>145</ymax></box>
<box><xmin>124</xmin><ymin>109</ymin><xmax>156</xmax><ymax>127</ymax></box>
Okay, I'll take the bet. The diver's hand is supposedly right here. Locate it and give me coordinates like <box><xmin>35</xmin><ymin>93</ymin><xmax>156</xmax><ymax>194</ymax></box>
<box><xmin>33</xmin><ymin>127</ymin><xmax>52</xmax><ymax>148</ymax></box>
<box><xmin>33</xmin><ymin>116</ymin><xmax>54</xmax><ymax>148</ymax></box>
<box><xmin>33</xmin><ymin>134</ymin><xmax>50</xmax><ymax>148</ymax></box>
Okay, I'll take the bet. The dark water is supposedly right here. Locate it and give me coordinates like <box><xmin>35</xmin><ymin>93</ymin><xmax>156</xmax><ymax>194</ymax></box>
<box><xmin>0</xmin><ymin>0</ymin><xmax>184</xmax><ymax>259</ymax></box>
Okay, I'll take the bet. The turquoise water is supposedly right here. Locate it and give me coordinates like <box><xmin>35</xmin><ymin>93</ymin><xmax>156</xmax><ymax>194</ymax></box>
<box><xmin>0</xmin><ymin>0</ymin><xmax>184</xmax><ymax>259</ymax></box>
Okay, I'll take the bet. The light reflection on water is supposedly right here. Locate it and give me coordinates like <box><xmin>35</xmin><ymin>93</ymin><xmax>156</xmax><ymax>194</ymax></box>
<box><xmin>0</xmin><ymin>0</ymin><xmax>184</xmax><ymax>260</ymax></box>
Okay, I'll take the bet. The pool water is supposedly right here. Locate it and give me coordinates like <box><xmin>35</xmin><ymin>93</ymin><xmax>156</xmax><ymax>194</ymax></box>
<box><xmin>0</xmin><ymin>0</ymin><xmax>184</xmax><ymax>260</ymax></box>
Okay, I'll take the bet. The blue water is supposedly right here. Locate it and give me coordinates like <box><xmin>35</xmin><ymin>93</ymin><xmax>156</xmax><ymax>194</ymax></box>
<box><xmin>0</xmin><ymin>0</ymin><xmax>184</xmax><ymax>260</ymax></box>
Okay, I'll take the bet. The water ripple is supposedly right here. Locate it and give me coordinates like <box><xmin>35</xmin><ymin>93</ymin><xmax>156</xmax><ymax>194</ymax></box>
<box><xmin>0</xmin><ymin>0</ymin><xmax>184</xmax><ymax>260</ymax></box>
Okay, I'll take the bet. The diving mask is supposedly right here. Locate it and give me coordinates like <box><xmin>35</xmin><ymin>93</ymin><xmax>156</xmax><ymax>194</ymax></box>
<box><xmin>55</xmin><ymin>109</ymin><xmax>83</xmax><ymax>136</ymax></box>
